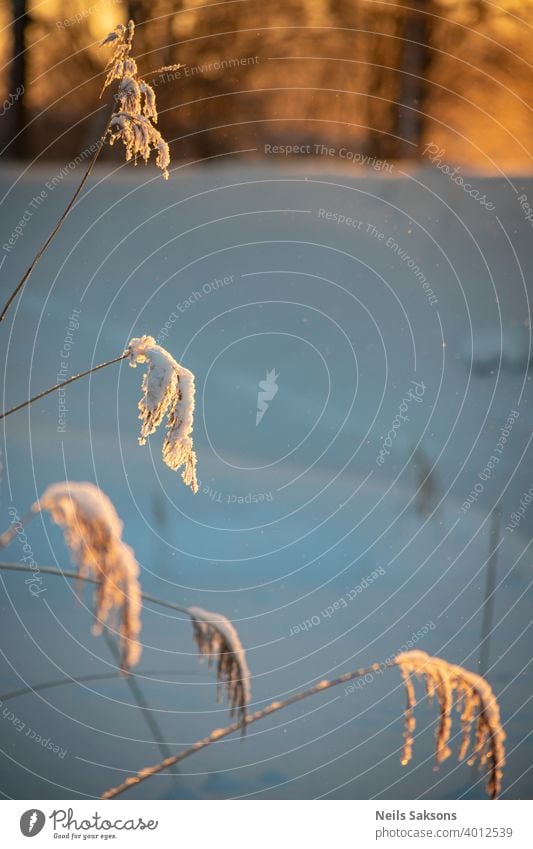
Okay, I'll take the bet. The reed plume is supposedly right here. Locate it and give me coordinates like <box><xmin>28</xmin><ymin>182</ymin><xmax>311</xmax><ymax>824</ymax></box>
<box><xmin>0</xmin><ymin>482</ymin><xmax>142</xmax><ymax>671</ymax></box>
<box><xmin>188</xmin><ymin>607</ymin><xmax>251</xmax><ymax>725</ymax></box>
<box><xmin>127</xmin><ymin>335</ymin><xmax>198</xmax><ymax>493</ymax></box>
<box><xmin>395</xmin><ymin>650</ymin><xmax>506</xmax><ymax>799</ymax></box>
<box><xmin>101</xmin><ymin>21</ymin><xmax>177</xmax><ymax>179</ymax></box>
<box><xmin>1</xmin><ymin>337</ymin><xmax>199</xmax><ymax>492</ymax></box>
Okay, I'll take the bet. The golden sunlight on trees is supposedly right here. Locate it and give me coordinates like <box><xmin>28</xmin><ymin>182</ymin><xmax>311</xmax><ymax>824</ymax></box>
<box><xmin>1</xmin><ymin>2</ymin><xmax>533</xmax><ymax>165</ymax></box>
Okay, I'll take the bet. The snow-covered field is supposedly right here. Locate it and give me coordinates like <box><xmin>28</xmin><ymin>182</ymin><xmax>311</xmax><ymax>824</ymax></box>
<box><xmin>0</xmin><ymin>161</ymin><xmax>532</xmax><ymax>799</ymax></box>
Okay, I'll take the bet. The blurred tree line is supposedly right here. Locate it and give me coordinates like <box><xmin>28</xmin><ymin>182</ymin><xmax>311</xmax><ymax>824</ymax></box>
<box><xmin>1</xmin><ymin>0</ymin><xmax>532</xmax><ymax>169</ymax></box>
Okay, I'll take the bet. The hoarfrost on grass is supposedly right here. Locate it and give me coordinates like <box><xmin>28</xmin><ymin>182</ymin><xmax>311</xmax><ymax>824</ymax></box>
<box><xmin>100</xmin><ymin>19</ymin><xmax>175</xmax><ymax>179</ymax></box>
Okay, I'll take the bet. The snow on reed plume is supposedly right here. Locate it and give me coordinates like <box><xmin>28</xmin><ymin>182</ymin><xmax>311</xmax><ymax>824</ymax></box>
<box><xmin>127</xmin><ymin>335</ymin><xmax>198</xmax><ymax>493</ymax></box>
<box><xmin>100</xmin><ymin>20</ymin><xmax>179</xmax><ymax>179</ymax></box>
<box><xmin>188</xmin><ymin>607</ymin><xmax>251</xmax><ymax>725</ymax></box>
<box><xmin>395</xmin><ymin>650</ymin><xmax>506</xmax><ymax>799</ymax></box>
<box><xmin>9</xmin><ymin>482</ymin><xmax>142</xmax><ymax>671</ymax></box>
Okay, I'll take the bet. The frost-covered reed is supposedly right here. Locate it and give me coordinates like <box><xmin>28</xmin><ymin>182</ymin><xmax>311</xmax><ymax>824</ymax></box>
<box><xmin>127</xmin><ymin>335</ymin><xmax>198</xmax><ymax>493</ymax></box>
<box><xmin>188</xmin><ymin>607</ymin><xmax>251</xmax><ymax>725</ymax></box>
<box><xmin>1</xmin><ymin>336</ymin><xmax>199</xmax><ymax>493</ymax></box>
<box><xmin>0</xmin><ymin>482</ymin><xmax>143</xmax><ymax>671</ymax></box>
<box><xmin>101</xmin><ymin>21</ymin><xmax>178</xmax><ymax>179</ymax></box>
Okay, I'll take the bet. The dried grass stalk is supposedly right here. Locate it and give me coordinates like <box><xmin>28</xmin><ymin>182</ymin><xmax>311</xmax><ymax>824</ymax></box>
<box><xmin>395</xmin><ymin>650</ymin><xmax>506</xmax><ymax>799</ymax></box>
<box><xmin>36</xmin><ymin>482</ymin><xmax>142</xmax><ymax>671</ymax></box>
<box><xmin>187</xmin><ymin>607</ymin><xmax>251</xmax><ymax>725</ymax></box>
<box><xmin>127</xmin><ymin>335</ymin><xmax>198</xmax><ymax>493</ymax></box>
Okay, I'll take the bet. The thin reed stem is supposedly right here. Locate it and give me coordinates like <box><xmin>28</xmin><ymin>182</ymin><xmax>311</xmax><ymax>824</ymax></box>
<box><xmin>0</xmin><ymin>124</ymin><xmax>110</xmax><ymax>324</ymax></box>
<box><xmin>0</xmin><ymin>561</ymin><xmax>190</xmax><ymax>617</ymax></box>
<box><xmin>479</xmin><ymin>505</ymin><xmax>501</xmax><ymax>678</ymax></box>
<box><xmin>0</xmin><ymin>353</ymin><xmax>127</xmax><ymax>420</ymax></box>
<box><xmin>0</xmin><ymin>667</ymin><xmax>199</xmax><ymax>704</ymax></box>
<box><xmin>101</xmin><ymin>660</ymin><xmax>391</xmax><ymax>799</ymax></box>
<box><xmin>102</xmin><ymin>629</ymin><xmax>179</xmax><ymax>773</ymax></box>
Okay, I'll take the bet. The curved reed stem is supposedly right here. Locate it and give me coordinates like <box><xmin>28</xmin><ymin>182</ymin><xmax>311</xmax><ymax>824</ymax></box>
<box><xmin>0</xmin><ymin>353</ymin><xmax>127</xmax><ymax>420</ymax></box>
<box><xmin>101</xmin><ymin>660</ymin><xmax>390</xmax><ymax>799</ymax></box>
<box><xmin>0</xmin><ymin>126</ymin><xmax>110</xmax><ymax>324</ymax></box>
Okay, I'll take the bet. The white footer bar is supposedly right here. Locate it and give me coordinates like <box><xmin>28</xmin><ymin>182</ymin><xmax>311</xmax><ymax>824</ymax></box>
<box><xmin>2</xmin><ymin>799</ymin><xmax>529</xmax><ymax>848</ymax></box>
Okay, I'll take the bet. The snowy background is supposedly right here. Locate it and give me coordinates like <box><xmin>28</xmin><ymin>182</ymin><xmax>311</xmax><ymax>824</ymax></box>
<box><xmin>0</xmin><ymin>161</ymin><xmax>532</xmax><ymax>799</ymax></box>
